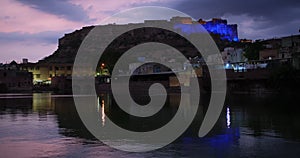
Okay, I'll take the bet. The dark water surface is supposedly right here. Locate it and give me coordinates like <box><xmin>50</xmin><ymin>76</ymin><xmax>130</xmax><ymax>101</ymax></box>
<box><xmin>1</xmin><ymin>93</ymin><xmax>300</xmax><ymax>158</ymax></box>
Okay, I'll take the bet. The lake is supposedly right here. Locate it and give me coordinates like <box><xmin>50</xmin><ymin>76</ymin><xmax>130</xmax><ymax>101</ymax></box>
<box><xmin>1</xmin><ymin>92</ymin><xmax>300</xmax><ymax>158</ymax></box>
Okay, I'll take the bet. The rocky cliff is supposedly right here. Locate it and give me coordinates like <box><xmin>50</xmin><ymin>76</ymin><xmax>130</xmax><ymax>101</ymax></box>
<box><xmin>39</xmin><ymin>26</ymin><xmax>95</xmax><ymax>64</ymax></box>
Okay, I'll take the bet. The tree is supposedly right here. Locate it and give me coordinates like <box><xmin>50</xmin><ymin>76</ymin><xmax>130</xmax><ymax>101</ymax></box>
<box><xmin>244</xmin><ymin>41</ymin><xmax>264</xmax><ymax>60</ymax></box>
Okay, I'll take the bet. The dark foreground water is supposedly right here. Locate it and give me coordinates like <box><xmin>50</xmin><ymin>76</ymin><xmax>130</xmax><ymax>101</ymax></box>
<box><xmin>1</xmin><ymin>93</ymin><xmax>300</xmax><ymax>158</ymax></box>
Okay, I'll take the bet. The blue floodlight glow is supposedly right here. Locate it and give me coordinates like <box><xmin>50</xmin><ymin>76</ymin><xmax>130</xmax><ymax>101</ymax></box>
<box><xmin>174</xmin><ymin>21</ymin><xmax>239</xmax><ymax>42</ymax></box>
<box><xmin>225</xmin><ymin>63</ymin><xmax>231</xmax><ymax>69</ymax></box>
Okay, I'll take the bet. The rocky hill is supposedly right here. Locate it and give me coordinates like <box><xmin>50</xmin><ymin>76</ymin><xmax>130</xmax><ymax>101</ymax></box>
<box><xmin>39</xmin><ymin>26</ymin><xmax>95</xmax><ymax>64</ymax></box>
<box><xmin>38</xmin><ymin>24</ymin><xmax>232</xmax><ymax>68</ymax></box>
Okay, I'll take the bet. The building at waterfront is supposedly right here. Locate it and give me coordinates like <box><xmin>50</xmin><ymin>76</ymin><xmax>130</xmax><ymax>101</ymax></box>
<box><xmin>280</xmin><ymin>35</ymin><xmax>300</xmax><ymax>69</ymax></box>
<box><xmin>257</xmin><ymin>35</ymin><xmax>300</xmax><ymax>68</ymax></box>
<box><xmin>0</xmin><ymin>61</ymin><xmax>33</xmax><ymax>92</ymax></box>
<box><xmin>222</xmin><ymin>47</ymin><xmax>245</xmax><ymax>63</ymax></box>
<box><xmin>20</xmin><ymin>61</ymin><xmax>73</xmax><ymax>85</ymax></box>
<box><xmin>259</xmin><ymin>39</ymin><xmax>281</xmax><ymax>60</ymax></box>
<box><xmin>259</xmin><ymin>49</ymin><xmax>279</xmax><ymax>60</ymax></box>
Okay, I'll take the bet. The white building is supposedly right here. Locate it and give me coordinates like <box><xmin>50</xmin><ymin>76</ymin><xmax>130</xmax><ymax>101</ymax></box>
<box><xmin>222</xmin><ymin>47</ymin><xmax>245</xmax><ymax>63</ymax></box>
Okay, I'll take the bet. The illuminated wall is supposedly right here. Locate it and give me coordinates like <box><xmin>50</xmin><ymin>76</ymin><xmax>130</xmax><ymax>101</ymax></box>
<box><xmin>174</xmin><ymin>18</ymin><xmax>239</xmax><ymax>42</ymax></box>
<box><xmin>203</xmin><ymin>21</ymin><xmax>238</xmax><ymax>42</ymax></box>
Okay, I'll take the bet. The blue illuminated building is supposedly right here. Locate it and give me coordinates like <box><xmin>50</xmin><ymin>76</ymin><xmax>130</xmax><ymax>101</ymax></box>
<box><xmin>173</xmin><ymin>18</ymin><xmax>239</xmax><ymax>42</ymax></box>
<box><xmin>201</xmin><ymin>18</ymin><xmax>238</xmax><ymax>42</ymax></box>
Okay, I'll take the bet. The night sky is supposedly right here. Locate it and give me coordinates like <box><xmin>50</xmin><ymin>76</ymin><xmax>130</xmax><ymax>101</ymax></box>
<box><xmin>0</xmin><ymin>0</ymin><xmax>299</xmax><ymax>63</ymax></box>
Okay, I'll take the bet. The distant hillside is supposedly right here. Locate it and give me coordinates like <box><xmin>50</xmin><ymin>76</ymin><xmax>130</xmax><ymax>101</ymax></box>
<box><xmin>38</xmin><ymin>24</ymin><xmax>236</xmax><ymax>67</ymax></box>
<box><xmin>38</xmin><ymin>26</ymin><xmax>198</xmax><ymax>64</ymax></box>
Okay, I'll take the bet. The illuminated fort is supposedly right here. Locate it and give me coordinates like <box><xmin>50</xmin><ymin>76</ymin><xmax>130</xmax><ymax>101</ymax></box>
<box><xmin>171</xmin><ymin>17</ymin><xmax>239</xmax><ymax>42</ymax></box>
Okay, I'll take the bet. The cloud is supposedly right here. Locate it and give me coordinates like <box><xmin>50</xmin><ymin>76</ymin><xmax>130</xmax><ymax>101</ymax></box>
<box><xmin>15</xmin><ymin>0</ymin><xmax>92</xmax><ymax>23</ymax></box>
<box><xmin>0</xmin><ymin>0</ymin><xmax>178</xmax><ymax>33</ymax></box>
<box><xmin>0</xmin><ymin>0</ymin><xmax>86</xmax><ymax>34</ymax></box>
<box><xmin>175</xmin><ymin>0</ymin><xmax>300</xmax><ymax>21</ymax></box>
<box><xmin>0</xmin><ymin>0</ymin><xmax>179</xmax><ymax>63</ymax></box>
<box><xmin>2</xmin><ymin>0</ymin><xmax>297</xmax><ymax>63</ymax></box>
<box><xmin>0</xmin><ymin>31</ymin><xmax>65</xmax><ymax>63</ymax></box>
<box><xmin>174</xmin><ymin>0</ymin><xmax>300</xmax><ymax>39</ymax></box>
<box><xmin>0</xmin><ymin>31</ymin><xmax>65</xmax><ymax>44</ymax></box>
<box><xmin>68</xmin><ymin>0</ymin><xmax>177</xmax><ymax>24</ymax></box>
<box><xmin>100</xmin><ymin>6</ymin><xmax>189</xmax><ymax>24</ymax></box>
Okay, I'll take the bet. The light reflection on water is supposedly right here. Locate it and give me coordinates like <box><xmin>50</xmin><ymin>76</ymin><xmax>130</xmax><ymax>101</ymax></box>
<box><xmin>0</xmin><ymin>93</ymin><xmax>300</xmax><ymax>157</ymax></box>
<box><xmin>226</xmin><ymin>107</ymin><xmax>231</xmax><ymax>128</ymax></box>
<box><xmin>101</xmin><ymin>98</ymin><xmax>106</xmax><ymax>127</ymax></box>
